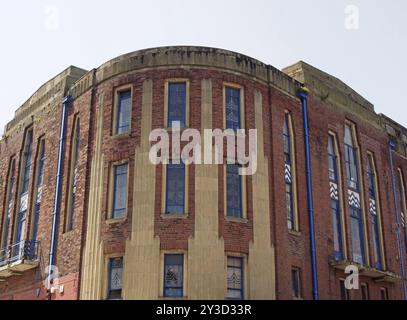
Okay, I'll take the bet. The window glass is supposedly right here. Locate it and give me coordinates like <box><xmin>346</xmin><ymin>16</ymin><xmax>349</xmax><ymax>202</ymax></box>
<box><xmin>164</xmin><ymin>254</ymin><xmax>184</xmax><ymax>297</ymax></box>
<box><xmin>112</xmin><ymin>164</ymin><xmax>128</xmax><ymax>219</ymax></box>
<box><xmin>116</xmin><ymin>90</ymin><xmax>132</xmax><ymax>134</ymax></box>
<box><xmin>108</xmin><ymin>257</ymin><xmax>123</xmax><ymax>300</ymax></box>
<box><xmin>226</xmin><ymin>164</ymin><xmax>242</xmax><ymax>218</ymax></box>
<box><xmin>166</xmin><ymin>162</ymin><xmax>185</xmax><ymax>214</ymax></box>
<box><xmin>225</xmin><ymin>87</ymin><xmax>241</xmax><ymax>130</ymax></box>
<box><xmin>227</xmin><ymin>257</ymin><xmax>244</xmax><ymax>299</ymax></box>
<box><xmin>168</xmin><ymin>83</ymin><xmax>187</xmax><ymax>128</ymax></box>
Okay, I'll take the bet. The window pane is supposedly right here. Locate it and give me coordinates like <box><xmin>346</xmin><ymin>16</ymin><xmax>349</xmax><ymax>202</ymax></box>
<box><xmin>344</xmin><ymin>125</ymin><xmax>353</xmax><ymax>146</ymax></box>
<box><xmin>331</xmin><ymin>200</ymin><xmax>343</xmax><ymax>260</ymax></box>
<box><xmin>225</xmin><ymin>87</ymin><xmax>241</xmax><ymax>130</ymax></box>
<box><xmin>113</xmin><ymin>164</ymin><xmax>128</xmax><ymax>219</ymax></box>
<box><xmin>371</xmin><ymin>215</ymin><xmax>382</xmax><ymax>269</ymax></box>
<box><xmin>108</xmin><ymin>257</ymin><xmax>123</xmax><ymax>300</ymax></box>
<box><xmin>380</xmin><ymin>288</ymin><xmax>388</xmax><ymax>300</ymax></box>
<box><xmin>284</xmin><ymin>114</ymin><xmax>296</xmax><ymax>231</ymax></box>
<box><xmin>227</xmin><ymin>257</ymin><xmax>243</xmax><ymax>299</ymax></box>
<box><xmin>226</xmin><ymin>165</ymin><xmax>242</xmax><ymax>218</ymax></box>
<box><xmin>340</xmin><ymin>280</ymin><xmax>349</xmax><ymax>300</ymax></box>
<box><xmin>367</xmin><ymin>157</ymin><xmax>375</xmax><ymax>198</ymax></box>
<box><xmin>166</xmin><ymin>163</ymin><xmax>185</xmax><ymax>214</ymax></box>
<box><xmin>350</xmin><ymin>211</ymin><xmax>364</xmax><ymax>264</ymax></box>
<box><xmin>286</xmin><ymin>184</ymin><xmax>294</xmax><ymax>230</ymax></box>
<box><xmin>21</xmin><ymin>131</ymin><xmax>33</xmax><ymax>194</ymax></box>
<box><xmin>283</xmin><ymin>114</ymin><xmax>291</xmax><ymax>161</ymax></box>
<box><xmin>328</xmin><ymin>156</ymin><xmax>336</xmax><ymax>181</ymax></box>
<box><xmin>291</xmin><ymin>269</ymin><xmax>300</xmax><ymax>298</ymax></box>
<box><xmin>33</xmin><ymin>142</ymin><xmax>45</xmax><ymax>240</ymax></box>
<box><xmin>168</xmin><ymin>83</ymin><xmax>186</xmax><ymax>128</ymax></box>
<box><xmin>164</xmin><ymin>254</ymin><xmax>184</xmax><ymax>297</ymax></box>
<box><xmin>117</xmin><ymin>91</ymin><xmax>131</xmax><ymax>134</ymax></box>
<box><xmin>361</xmin><ymin>284</ymin><xmax>369</xmax><ymax>300</ymax></box>
<box><xmin>398</xmin><ymin>172</ymin><xmax>407</xmax><ymax>227</ymax></box>
<box><xmin>345</xmin><ymin>145</ymin><xmax>358</xmax><ymax>190</ymax></box>
<box><xmin>2</xmin><ymin>160</ymin><xmax>15</xmax><ymax>250</ymax></box>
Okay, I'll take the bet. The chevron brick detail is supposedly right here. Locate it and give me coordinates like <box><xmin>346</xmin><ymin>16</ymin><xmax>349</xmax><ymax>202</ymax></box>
<box><xmin>348</xmin><ymin>190</ymin><xmax>360</xmax><ymax>208</ymax></box>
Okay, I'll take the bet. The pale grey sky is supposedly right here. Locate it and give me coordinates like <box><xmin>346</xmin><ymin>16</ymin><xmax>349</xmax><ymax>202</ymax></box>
<box><xmin>0</xmin><ymin>0</ymin><xmax>406</xmax><ymax>133</ymax></box>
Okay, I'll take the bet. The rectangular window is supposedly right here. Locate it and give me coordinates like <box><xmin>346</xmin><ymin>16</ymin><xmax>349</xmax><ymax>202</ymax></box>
<box><xmin>340</xmin><ymin>279</ymin><xmax>349</xmax><ymax>300</ymax></box>
<box><xmin>284</xmin><ymin>112</ymin><xmax>297</xmax><ymax>230</ymax></box>
<box><xmin>380</xmin><ymin>287</ymin><xmax>389</xmax><ymax>300</ymax></box>
<box><xmin>367</xmin><ymin>154</ymin><xmax>383</xmax><ymax>270</ymax></box>
<box><xmin>286</xmin><ymin>183</ymin><xmax>294</xmax><ymax>230</ymax></box>
<box><xmin>397</xmin><ymin>169</ymin><xmax>406</xmax><ymax>229</ymax></box>
<box><xmin>66</xmin><ymin>118</ymin><xmax>80</xmax><ymax>232</ymax></box>
<box><xmin>115</xmin><ymin>90</ymin><xmax>132</xmax><ymax>135</ymax></box>
<box><xmin>164</xmin><ymin>254</ymin><xmax>184</xmax><ymax>298</ymax></box>
<box><xmin>226</xmin><ymin>164</ymin><xmax>243</xmax><ymax>218</ymax></box>
<box><xmin>328</xmin><ymin>136</ymin><xmax>338</xmax><ymax>182</ymax></box>
<box><xmin>107</xmin><ymin>257</ymin><xmax>123</xmax><ymax>300</ymax></box>
<box><xmin>350</xmin><ymin>207</ymin><xmax>365</xmax><ymax>264</ymax></box>
<box><xmin>32</xmin><ymin>140</ymin><xmax>45</xmax><ymax>241</ymax></box>
<box><xmin>13</xmin><ymin>129</ymin><xmax>33</xmax><ymax>257</ymax></box>
<box><xmin>225</xmin><ymin>87</ymin><xmax>241</xmax><ymax>130</ymax></box>
<box><xmin>344</xmin><ymin>123</ymin><xmax>365</xmax><ymax>265</ymax></box>
<box><xmin>291</xmin><ymin>268</ymin><xmax>301</xmax><ymax>299</ymax></box>
<box><xmin>361</xmin><ymin>283</ymin><xmax>369</xmax><ymax>300</ymax></box>
<box><xmin>165</xmin><ymin>162</ymin><xmax>186</xmax><ymax>214</ymax></box>
<box><xmin>227</xmin><ymin>256</ymin><xmax>244</xmax><ymax>300</ymax></box>
<box><xmin>21</xmin><ymin>130</ymin><xmax>33</xmax><ymax>195</ymax></box>
<box><xmin>112</xmin><ymin>163</ymin><xmax>128</xmax><ymax>219</ymax></box>
<box><xmin>344</xmin><ymin>125</ymin><xmax>359</xmax><ymax>190</ymax></box>
<box><xmin>1</xmin><ymin>159</ymin><xmax>15</xmax><ymax>250</ymax></box>
<box><xmin>168</xmin><ymin>82</ymin><xmax>187</xmax><ymax>128</ymax></box>
<box><xmin>331</xmin><ymin>199</ymin><xmax>343</xmax><ymax>260</ymax></box>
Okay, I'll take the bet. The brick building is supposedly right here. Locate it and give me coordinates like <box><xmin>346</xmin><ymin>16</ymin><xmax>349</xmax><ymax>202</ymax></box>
<box><xmin>0</xmin><ymin>46</ymin><xmax>406</xmax><ymax>300</ymax></box>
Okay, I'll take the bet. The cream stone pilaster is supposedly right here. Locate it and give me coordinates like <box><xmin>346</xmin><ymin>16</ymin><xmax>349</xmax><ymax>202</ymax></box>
<box><xmin>80</xmin><ymin>94</ymin><xmax>106</xmax><ymax>300</ymax></box>
<box><xmin>123</xmin><ymin>80</ymin><xmax>161</xmax><ymax>299</ymax></box>
<box><xmin>248</xmin><ymin>90</ymin><xmax>276</xmax><ymax>299</ymax></box>
<box><xmin>187</xmin><ymin>79</ymin><xmax>226</xmax><ymax>300</ymax></box>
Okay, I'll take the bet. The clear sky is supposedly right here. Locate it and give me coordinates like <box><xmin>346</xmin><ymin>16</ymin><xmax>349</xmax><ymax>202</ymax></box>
<box><xmin>0</xmin><ymin>0</ymin><xmax>406</xmax><ymax>133</ymax></box>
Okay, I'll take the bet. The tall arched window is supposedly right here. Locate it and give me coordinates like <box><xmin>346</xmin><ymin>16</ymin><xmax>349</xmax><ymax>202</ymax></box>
<box><xmin>327</xmin><ymin>133</ymin><xmax>345</xmax><ymax>260</ymax></box>
<box><xmin>397</xmin><ymin>169</ymin><xmax>407</xmax><ymax>251</ymax></box>
<box><xmin>66</xmin><ymin>117</ymin><xmax>80</xmax><ymax>232</ymax></box>
<box><xmin>284</xmin><ymin>112</ymin><xmax>298</xmax><ymax>231</ymax></box>
<box><xmin>1</xmin><ymin>159</ymin><xmax>16</xmax><ymax>250</ymax></box>
<box><xmin>31</xmin><ymin>139</ymin><xmax>45</xmax><ymax>241</ymax></box>
<box><xmin>367</xmin><ymin>153</ymin><xmax>384</xmax><ymax>269</ymax></box>
<box><xmin>344</xmin><ymin>123</ymin><xmax>366</xmax><ymax>265</ymax></box>
<box><xmin>13</xmin><ymin>129</ymin><xmax>33</xmax><ymax>256</ymax></box>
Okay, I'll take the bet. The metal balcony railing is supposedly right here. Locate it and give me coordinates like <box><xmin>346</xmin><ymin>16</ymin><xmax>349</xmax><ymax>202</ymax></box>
<box><xmin>0</xmin><ymin>240</ymin><xmax>40</xmax><ymax>267</ymax></box>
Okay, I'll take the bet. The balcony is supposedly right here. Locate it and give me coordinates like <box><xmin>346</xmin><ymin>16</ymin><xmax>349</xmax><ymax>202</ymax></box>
<box><xmin>330</xmin><ymin>259</ymin><xmax>402</xmax><ymax>283</ymax></box>
<box><xmin>0</xmin><ymin>240</ymin><xmax>40</xmax><ymax>279</ymax></box>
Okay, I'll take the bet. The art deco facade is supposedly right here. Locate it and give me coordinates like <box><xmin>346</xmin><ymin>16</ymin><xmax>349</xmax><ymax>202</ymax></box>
<box><xmin>0</xmin><ymin>46</ymin><xmax>406</xmax><ymax>300</ymax></box>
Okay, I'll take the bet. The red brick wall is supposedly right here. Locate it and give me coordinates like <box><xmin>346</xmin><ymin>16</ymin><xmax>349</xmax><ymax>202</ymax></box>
<box><xmin>305</xmin><ymin>93</ymin><xmax>404</xmax><ymax>300</ymax></box>
<box><xmin>0</xmin><ymin>65</ymin><xmax>406</xmax><ymax>300</ymax></box>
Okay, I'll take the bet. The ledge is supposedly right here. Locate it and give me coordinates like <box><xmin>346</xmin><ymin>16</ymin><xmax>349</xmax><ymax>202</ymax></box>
<box><xmin>225</xmin><ymin>216</ymin><xmax>248</xmax><ymax>224</ymax></box>
<box><xmin>161</xmin><ymin>213</ymin><xmax>189</xmax><ymax>220</ymax></box>
<box><xmin>330</xmin><ymin>259</ymin><xmax>402</xmax><ymax>283</ymax></box>
<box><xmin>288</xmin><ymin>230</ymin><xmax>302</xmax><ymax>237</ymax></box>
<box><xmin>0</xmin><ymin>260</ymin><xmax>37</xmax><ymax>279</ymax></box>
<box><xmin>111</xmin><ymin>133</ymin><xmax>132</xmax><ymax>140</ymax></box>
<box><xmin>105</xmin><ymin>217</ymin><xmax>128</xmax><ymax>225</ymax></box>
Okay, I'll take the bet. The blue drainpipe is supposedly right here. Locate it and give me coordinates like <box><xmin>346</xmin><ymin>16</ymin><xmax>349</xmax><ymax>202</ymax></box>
<box><xmin>298</xmin><ymin>89</ymin><xmax>319</xmax><ymax>300</ymax></box>
<box><xmin>388</xmin><ymin>140</ymin><xmax>407</xmax><ymax>300</ymax></box>
<box><xmin>47</xmin><ymin>96</ymin><xmax>70</xmax><ymax>289</ymax></box>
